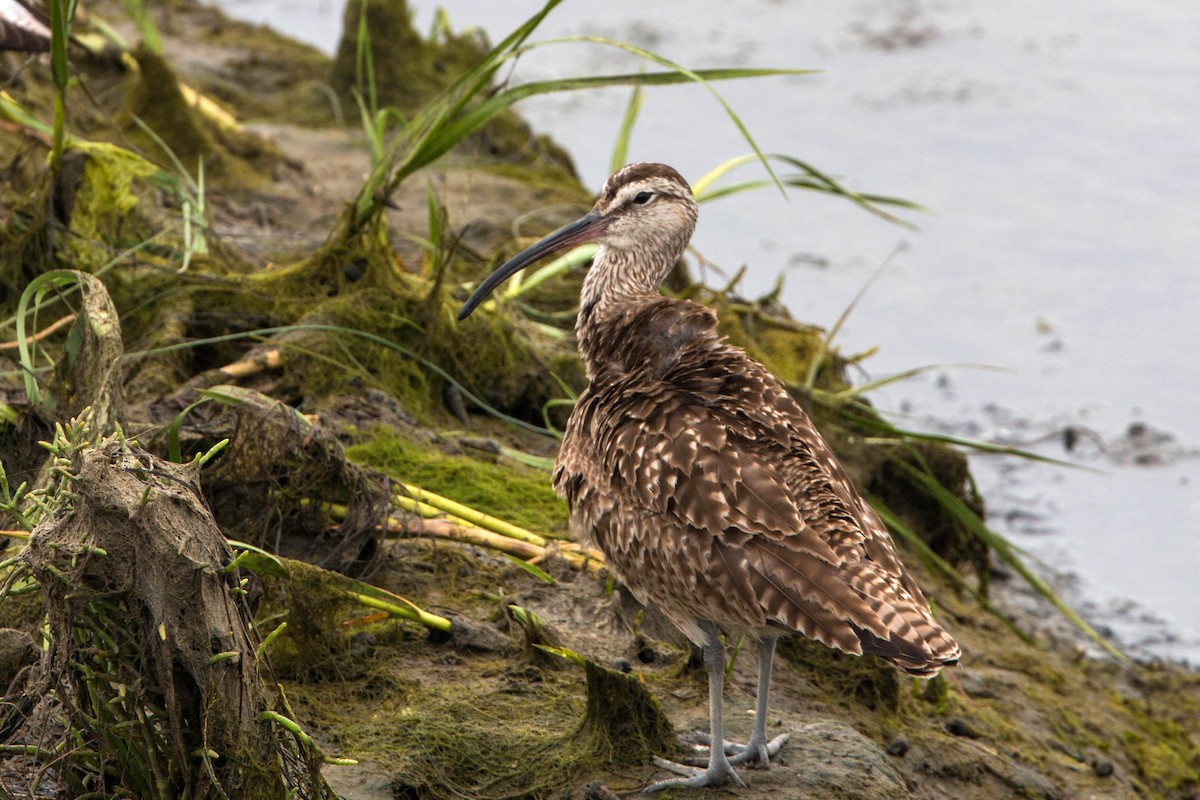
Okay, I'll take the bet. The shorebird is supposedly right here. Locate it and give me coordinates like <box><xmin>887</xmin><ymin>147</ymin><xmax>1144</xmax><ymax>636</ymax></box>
<box><xmin>1</xmin><ymin>0</ymin><xmax>51</xmax><ymax>52</ymax></box>
<box><xmin>458</xmin><ymin>162</ymin><xmax>960</xmax><ymax>791</ymax></box>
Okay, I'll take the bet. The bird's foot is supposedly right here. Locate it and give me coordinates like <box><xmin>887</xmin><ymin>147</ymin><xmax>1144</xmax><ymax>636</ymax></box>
<box><xmin>680</xmin><ymin>731</ymin><xmax>791</xmax><ymax>768</ymax></box>
<box><xmin>644</xmin><ymin>756</ymin><xmax>747</xmax><ymax>793</ymax></box>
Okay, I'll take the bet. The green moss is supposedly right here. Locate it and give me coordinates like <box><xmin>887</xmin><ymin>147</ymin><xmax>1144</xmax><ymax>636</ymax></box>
<box><xmin>121</xmin><ymin>47</ymin><xmax>263</xmax><ymax>188</ymax></box>
<box><xmin>779</xmin><ymin>637</ymin><xmax>900</xmax><ymax>713</ymax></box>
<box><xmin>716</xmin><ymin>305</ymin><xmax>826</xmax><ymax>389</ymax></box>
<box><xmin>330</xmin><ymin>0</ymin><xmax>470</xmax><ymax>115</ymax></box>
<box><xmin>195</xmin><ymin>14</ymin><xmax>337</xmax><ymax>126</ymax></box>
<box><xmin>1117</xmin><ymin>670</ymin><xmax>1200</xmax><ymax>793</ymax></box>
<box><xmin>346</xmin><ymin>427</ymin><xmax>569</xmax><ymax>536</ymax></box>
<box><xmin>55</xmin><ymin>142</ymin><xmax>161</xmax><ymax>273</ymax></box>
<box><xmin>290</xmin><ymin>665</ymin><xmax>600</xmax><ymax>799</ymax></box>
<box><xmin>575</xmin><ymin>660</ymin><xmax>675</xmax><ymax>765</ymax></box>
<box><xmin>1123</xmin><ymin>728</ymin><xmax>1197</xmax><ymax>791</ymax></box>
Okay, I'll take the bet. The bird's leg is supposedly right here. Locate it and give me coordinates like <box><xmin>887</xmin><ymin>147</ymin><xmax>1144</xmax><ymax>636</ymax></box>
<box><xmin>645</xmin><ymin>622</ymin><xmax>746</xmax><ymax>793</ymax></box>
<box><xmin>689</xmin><ymin>637</ymin><xmax>790</xmax><ymax>767</ymax></box>
<box><xmin>730</xmin><ymin>637</ymin><xmax>790</xmax><ymax>765</ymax></box>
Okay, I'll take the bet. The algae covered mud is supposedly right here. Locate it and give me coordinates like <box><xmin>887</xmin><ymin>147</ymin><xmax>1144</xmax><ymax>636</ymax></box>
<box><xmin>1</xmin><ymin>0</ymin><xmax>1198</xmax><ymax>799</ymax></box>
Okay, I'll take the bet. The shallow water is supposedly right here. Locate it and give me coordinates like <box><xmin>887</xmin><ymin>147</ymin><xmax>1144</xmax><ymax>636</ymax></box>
<box><xmin>217</xmin><ymin>0</ymin><xmax>1200</xmax><ymax>662</ymax></box>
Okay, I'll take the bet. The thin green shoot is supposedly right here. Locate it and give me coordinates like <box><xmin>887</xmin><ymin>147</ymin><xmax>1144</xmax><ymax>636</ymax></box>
<box><xmin>128</xmin><ymin>116</ymin><xmax>210</xmax><ymax>271</ymax></box>
<box><xmin>123</xmin><ymin>322</ymin><xmax>556</xmax><ymax>436</ymax></box>
<box><xmin>693</xmin><ymin>152</ymin><xmax>925</xmax><ymax>226</ymax></box>
<box><xmin>178</xmin><ymin>159</ymin><xmax>208</xmax><ymax>273</ymax></box>
<box><xmin>15</xmin><ymin>269</ymin><xmax>87</xmax><ymax>409</ymax></box>
<box><xmin>533</xmin><ymin>643</ymin><xmax>586</xmax><ymax>667</ymax></box>
<box><xmin>117</xmin><ymin>0</ymin><xmax>163</xmax><ymax>54</ymax></box>
<box><xmin>225</xmin><ymin>540</ymin><xmax>288</xmax><ymax>579</ymax></box>
<box><xmin>500</xmin><ymin>552</ymin><xmax>557</xmax><ymax>585</ymax></box>
<box><xmin>194</xmin><ymin>438</ymin><xmax>228</xmax><ymax>467</ymax></box>
<box><xmin>893</xmin><ymin>456</ymin><xmax>1128</xmax><ymax>663</ymax></box>
<box><xmin>498</xmin><ymin>244</ymin><xmax>598</xmax><ymax>305</ymax></box>
<box><xmin>254</xmin><ymin>621</ymin><xmax>287</xmax><ymax>661</ymax></box>
<box><xmin>355</xmin><ymin>0</ymin><xmax>378</xmax><ymax>122</ymax></box>
<box><xmin>838</xmin><ymin>402</ymin><xmax>1099</xmax><ymax>472</ymax></box>
<box><xmin>541</xmin><ymin>397</ymin><xmax>576</xmax><ymax>439</ymax></box>
<box><xmin>161</xmin><ymin>396</ymin><xmax>212</xmax><ymax>463</ymax></box>
<box><xmin>803</xmin><ymin>246</ymin><xmax>900</xmax><ymax>392</ymax></box>
<box><xmin>260</xmin><ymin>711</ymin><xmax>357</xmax><ymax>765</ymax></box>
<box><xmin>48</xmin><ymin>0</ymin><xmax>78</xmax><ymax>176</ymax></box>
<box><xmin>610</xmin><ymin>84</ymin><xmax>643</xmax><ymax>173</ymax></box>
<box><xmin>0</xmin><ymin>91</ymin><xmax>55</xmax><ymax>136</ymax></box>
<box><xmin>520</xmin><ymin>34</ymin><xmax>812</xmax><ymax>197</ymax></box>
<box><xmin>820</xmin><ymin>362</ymin><xmax>1007</xmax><ymax>404</ymax></box>
<box><xmin>496</xmin><ymin>444</ymin><xmax>555</xmax><ymax>473</ymax></box>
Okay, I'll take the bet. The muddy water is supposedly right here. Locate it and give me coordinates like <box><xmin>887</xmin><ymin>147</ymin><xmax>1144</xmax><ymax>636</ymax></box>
<box><xmin>217</xmin><ymin>0</ymin><xmax>1200</xmax><ymax>662</ymax></box>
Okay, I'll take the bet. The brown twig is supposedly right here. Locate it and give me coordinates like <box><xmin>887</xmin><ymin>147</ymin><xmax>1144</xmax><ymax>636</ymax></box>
<box><xmin>218</xmin><ymin>347</ymin><xmax>284</xmax><ymax>379</ymax></box>
<box><xmin>0</xmin><ymin>313</ymin><xmax>77</xmax><ymax>351</ymax></box>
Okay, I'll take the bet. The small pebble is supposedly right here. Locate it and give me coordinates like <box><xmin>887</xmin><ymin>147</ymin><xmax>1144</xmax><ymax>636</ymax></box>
<box><xmin>611</xmin><ymin>657</ymin><xmax>633</xmax><ymax>673</ymax></box>
<box><xmin>886</xmin><ymin>737</ymin><xmax>910</xmax><ymax>757</ymax></box>
<box><xmin>1092</xmin><ymin>758</ymin><xmax>1114</xmax><ymax>778</ymax></box>
<box><xmin>342</xmin><ymin>258</ymin><xmax>366</xmax><ymax>282</ymax></box>
<box><xmin>633</xmin><ymin>635</ymin><xmax>658</xmax><ymax>664</ymax></box>
<box><xmin>349</xmin><ymin>631</ymin><xmax>376</xmax><ymax>658</ymax></box>
<box><xmin>945</xmin><ymin>718</ymin><xmax>982</xmax><ymax>739</ymax></box>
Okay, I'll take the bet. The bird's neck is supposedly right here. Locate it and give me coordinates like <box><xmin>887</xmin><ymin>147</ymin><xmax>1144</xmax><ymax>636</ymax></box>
<box><xmin>576</xmin><ymin>245</ymin><xmax>670</xmax><ymax>375</ymax></box>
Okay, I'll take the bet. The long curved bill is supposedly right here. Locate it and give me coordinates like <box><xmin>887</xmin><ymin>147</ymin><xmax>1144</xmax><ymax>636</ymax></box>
<box><xmin>457</xmin><ymin>211</ymin><xmax>609</xmax><ymax>321</ymax></box>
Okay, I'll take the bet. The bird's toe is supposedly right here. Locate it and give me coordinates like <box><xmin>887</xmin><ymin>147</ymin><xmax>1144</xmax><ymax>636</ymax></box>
<box><xmin>644</xmin><ymin>757</ymin><xmax>747</xmax><ymax>793</ymax></box>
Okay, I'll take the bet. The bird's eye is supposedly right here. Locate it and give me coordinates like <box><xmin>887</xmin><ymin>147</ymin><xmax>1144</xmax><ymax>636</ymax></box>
<box><xmin>632</xmin><ymin>191</ymin><xmax>654</xmax><ymax>205</ymax></box>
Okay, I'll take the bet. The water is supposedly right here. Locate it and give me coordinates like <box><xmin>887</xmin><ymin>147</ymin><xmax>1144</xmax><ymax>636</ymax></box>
<box><xmin>215</xmin><ymin>0</ymin><xmax>1200</xmax><ymax>662</ymax></box>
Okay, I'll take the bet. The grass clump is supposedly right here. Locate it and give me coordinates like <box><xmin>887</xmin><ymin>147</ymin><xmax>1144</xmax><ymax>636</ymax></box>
<box><xmin>576</xmin><ymin>660</ymin><xmax>675</xmax><ymax>766</ymax></box>
<box><xmin>287</xmin><ymin>660</ymin><xmax>603</xmax><ymax>799</ymax></box>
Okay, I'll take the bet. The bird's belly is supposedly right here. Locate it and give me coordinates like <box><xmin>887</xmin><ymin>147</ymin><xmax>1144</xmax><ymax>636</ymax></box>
<box><xmin>570</xmin><ymin>495</ymin><xmax>767</xmax><ymax>644</ymax></box>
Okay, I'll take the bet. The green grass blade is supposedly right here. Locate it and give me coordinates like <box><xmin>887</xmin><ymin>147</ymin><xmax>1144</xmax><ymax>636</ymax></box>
<box><xmin>804</xmin><ymin>250</ymin><xmax>897</xmax><ymax>391</ymax></box>
<box><xmin>118</xmin><ymin>0</ymin><xmax>162</xmax><ymax>54</ymax></box>
<box><xmin>610</xmin><ymin>84</ymin><xmax>643</xmax><ymax>173</ymax></box>
<box><xmin>15</xmin><ymin>270</ymin><xmax>84</xmax><ymax>408</ymax></box>
<box><xmin>826</xmin><ymin>363</ymin><xmax>1006</xmax><ymax>402</ymax></box>
<box><xmin>499</xmin><ymin>552</ymin><xmax>557</xmax><ymax>585</ymax></box>
<box><xmin>533</xmin><ymin>644</ymin><xmax>586</xmax><ymax>667</ymax></box>
<box><xmin>523</xmin><ymin>36</ymin><xmax>813</xmax><ymax>196</ymax></box>
<box><xmin>496</xmin><ymin>445</ymin><xmax>556</xmax><ymax>473</ymax></box>
<box><xmin>48</xmin><ymin>0</ymin><xmax>76</xmax><ymax>174</ymax></box>
<box><xmin>894</xmin><ymin>458</ymin><xmax>1128</xmax><ymax>663</ymax></box>
<box><xmin>499</xmin><ymin>244</ymin><xmax>597</xmax><ymax>302</ymax></box>
<box><xmin>835</xmin><ymin>402</ymin><xmax>1098</xmax><ymax>471</ymax></box>
<box><xmin>224</xmin><ymin>540</ymin><xmax>288</xmax><ymax>579</ymax></box>
<box><xmin>405</xmin><ymin>66</ymin><xmax>809</xmax><ymax>189</ymax></box>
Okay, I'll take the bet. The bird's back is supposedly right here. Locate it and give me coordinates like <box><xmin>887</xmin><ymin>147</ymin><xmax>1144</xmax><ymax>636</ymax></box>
<box><xmin>555</xmin><ymin>296</ymin><xmax>960</xmax><ymax>675</ymax></box>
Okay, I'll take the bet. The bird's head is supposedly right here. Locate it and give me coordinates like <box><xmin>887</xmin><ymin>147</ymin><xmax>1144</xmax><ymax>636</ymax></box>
<box><xmin>457</xmin><ymin>162</ymin><xmax>698</xmax><ymax>321</ymax></box>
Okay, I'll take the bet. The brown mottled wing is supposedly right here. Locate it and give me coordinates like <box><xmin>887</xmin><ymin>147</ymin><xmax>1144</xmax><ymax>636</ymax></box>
<box><xmin>574</xmin><ymin>342</ymin><xmax>959</xmax><ymax>673</ymax></box>
<box><xmin>1</xmin><ymin>0</ymin><xmax>51</xmax><ymax>52</ymax></box>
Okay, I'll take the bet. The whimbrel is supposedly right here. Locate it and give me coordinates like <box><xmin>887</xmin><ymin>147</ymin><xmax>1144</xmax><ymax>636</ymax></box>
<box><xmin>458</xmin><ymin>163</ymin><xmax>960</xmax><ymax>791</ymax></box>
<box><xmin>1</xmin><ymin>0</ymin><xmax>51</xmax><ymax>52</ymax></box>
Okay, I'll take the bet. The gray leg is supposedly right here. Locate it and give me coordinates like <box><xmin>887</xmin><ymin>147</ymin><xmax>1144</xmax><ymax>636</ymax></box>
<box><xmin>728</xmin><ymin>637</ymin><xmax>789</xmax><ymax>766</ymax></box>
<box><xmin>645</xmin><ymin>622</ymin><xmax>746</xmax><ymax>792</ymax></box>
<box><xmin>691</xmin><ymin>637</ymin><xmax>790</xmax><ymax>767</ymax></box>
